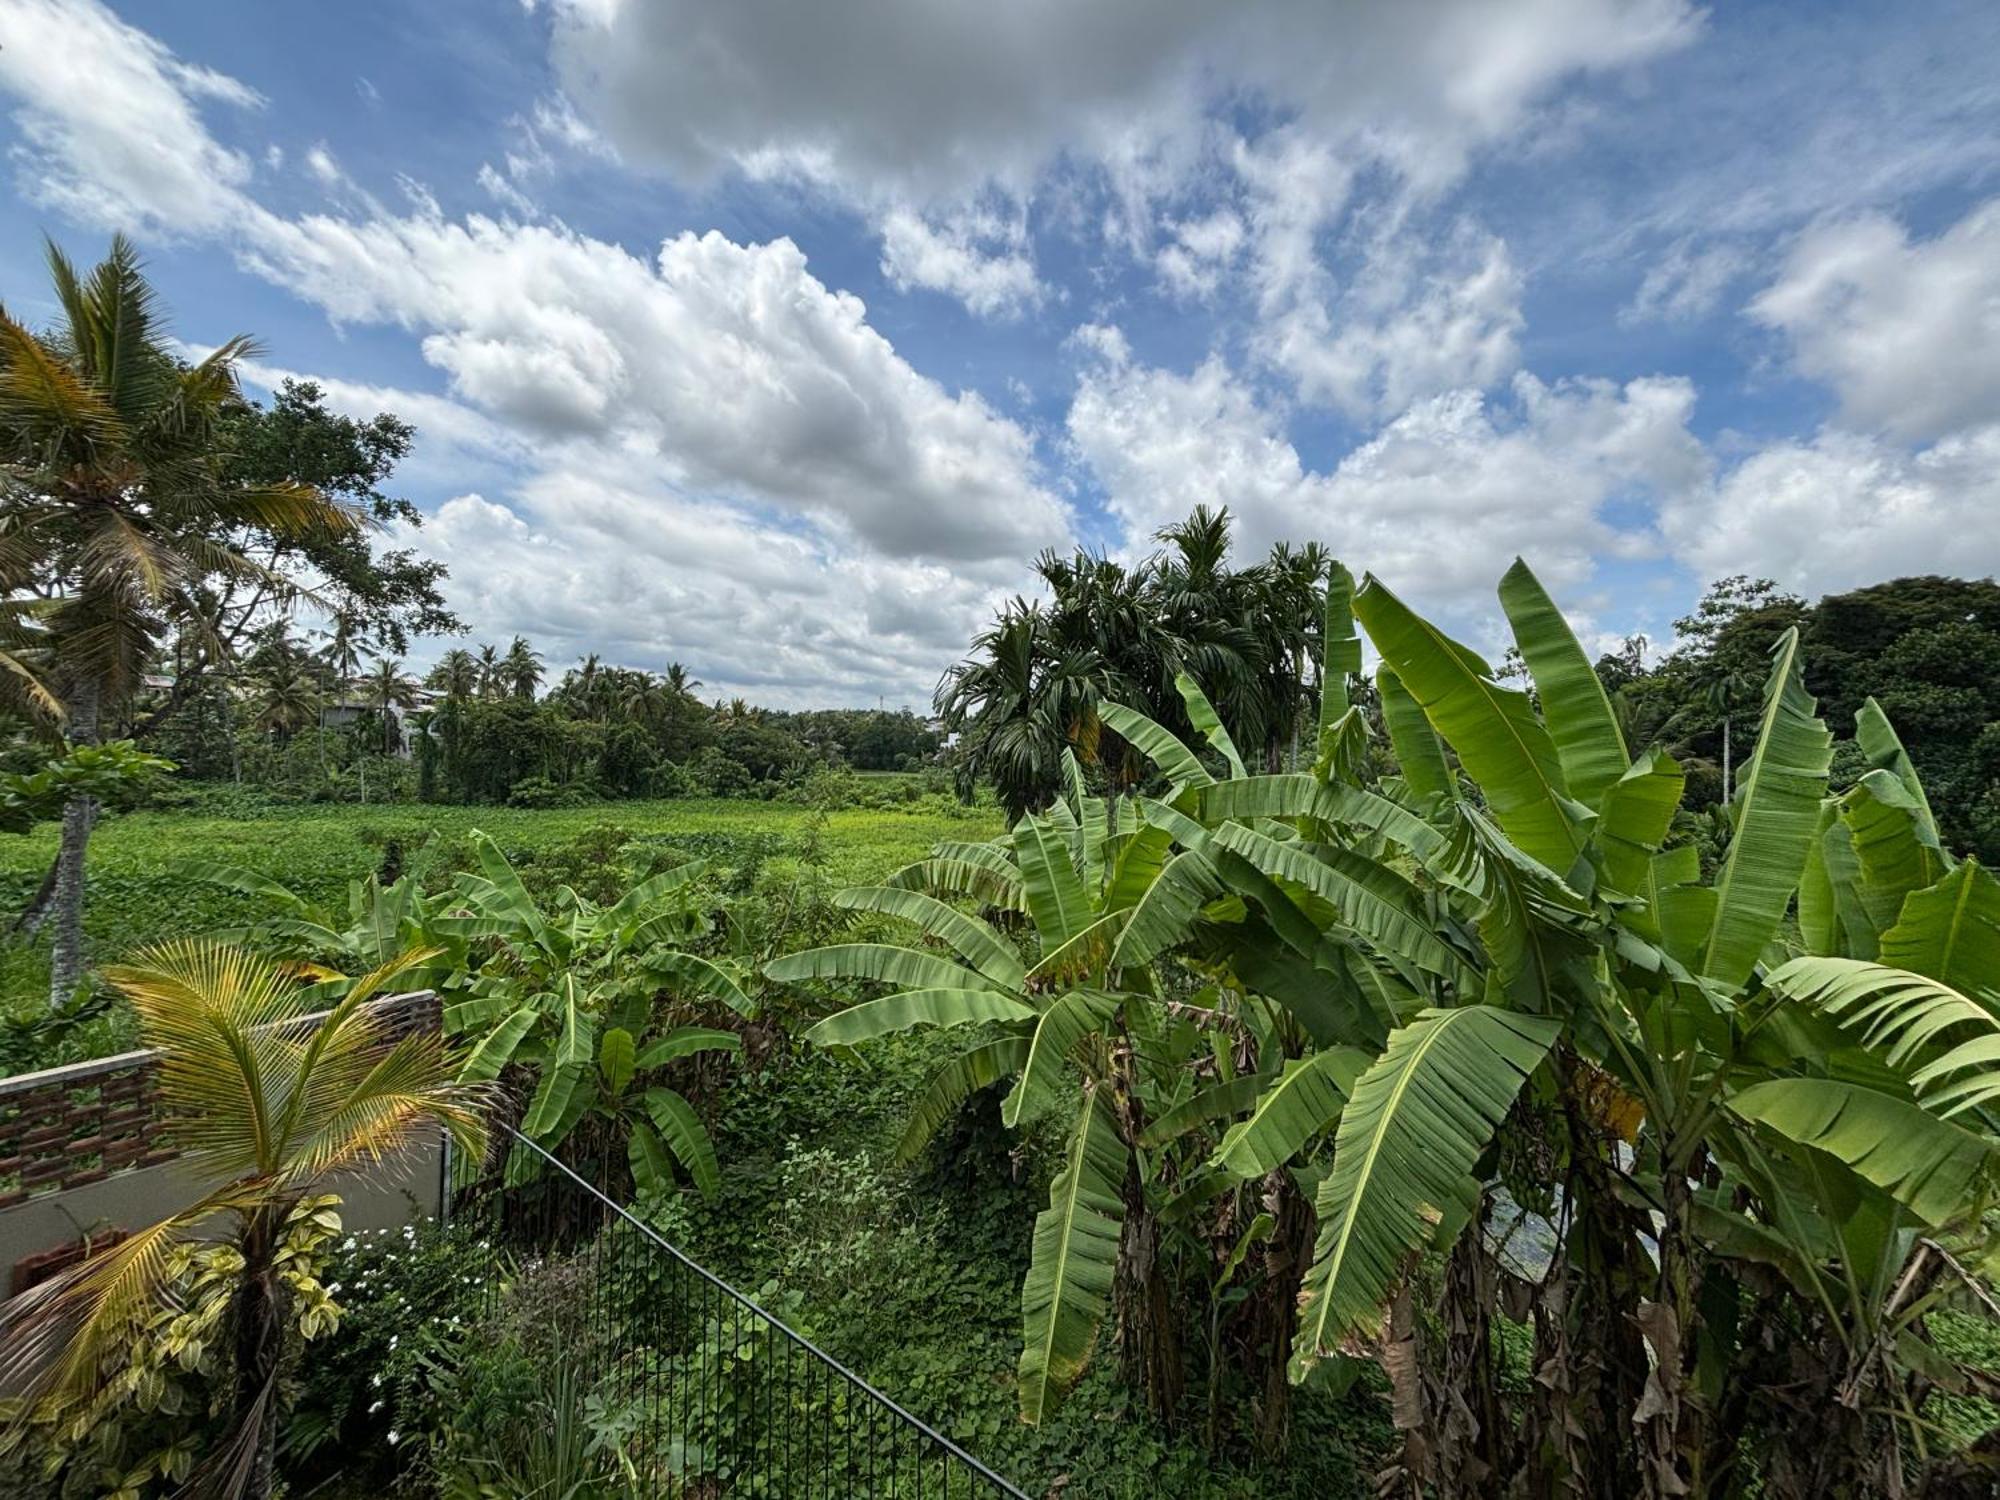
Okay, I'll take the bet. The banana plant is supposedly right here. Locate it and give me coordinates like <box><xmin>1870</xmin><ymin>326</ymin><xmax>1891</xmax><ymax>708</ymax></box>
<box><xmin>769</xmin><ymin>705</ymin><xmax>1277</xmax><ymax>1426</ymax></box>
<box><xmin>1103</xmin><ymin>557</ymin><xmax>1999</xmax><ymax>1492</ymax></box>
<box><xmin>177</xmin><ymin>860</ymin><xmax>466</xmax><ymax>996</ymax></box>
<box><xmin>439</xmin><ymin>832</ymin><xmax>753</xmax><ymax>1188</ymax></box>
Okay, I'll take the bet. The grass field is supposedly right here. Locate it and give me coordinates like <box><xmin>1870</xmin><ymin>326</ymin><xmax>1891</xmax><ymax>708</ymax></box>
<box><xmin>0</xmin><ymin>794</ymin><xmax>1002</xmax><ymax>1063</ymax></box>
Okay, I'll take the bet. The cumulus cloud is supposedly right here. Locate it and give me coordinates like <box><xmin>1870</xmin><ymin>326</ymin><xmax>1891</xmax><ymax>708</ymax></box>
<box><xmin>1067</xmin><ymin>337</ymin><xmax>1708</xmax><ymax>614</ymax></box>
<box><xmin>878</xmin><ymin>203</ymin><xmax>1045</xmax><ymax>319</ymax></box>
<box><xmin>1662</xmin><ymin>424</ymin><xmax>2000</xmax><ymax>595</ymax></box>
<box><xmin>547</xmin><ymin>0</ymin><xmax>1698</xmax><ymax>204</ymax></box>
<box><xmin>547</xmin><ymin>0</ymin><xmax>1696</xmax><ymax>347</ymax></box>
<box><xmin>0</xmin><ymin>0</ymin><xmax>1069</xmax><ymax>570</ymax></box>
<box><xmin>404</xmin><ymin>481</ymin><xmax>1011</xmax><ymax>707</ymax></box>
<box><xmin>1752</xmin><ymin>200</ymin><xmax>2000</xmax><ymax>442</ymax></box>
<box><xmin>1263</xmin><ymin>220</ymin><xmax>1526</xmax><ymax>421</ymax></box>
<box><xmin>246</xmin><ymin>213</ymin><xmax>1071</xmax><ymax>562</ymax></box>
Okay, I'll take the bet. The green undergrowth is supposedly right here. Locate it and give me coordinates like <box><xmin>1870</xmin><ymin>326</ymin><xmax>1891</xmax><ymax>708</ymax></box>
<box><xmin>642</xmin><ymin>1032</ymin><xmax>1395</xmax><ymax>1498</ymax></box>
<box><xmin>0</xmin><ymin>796</ymin><xmax>1000</xmax><ymax>1066</ymax></box>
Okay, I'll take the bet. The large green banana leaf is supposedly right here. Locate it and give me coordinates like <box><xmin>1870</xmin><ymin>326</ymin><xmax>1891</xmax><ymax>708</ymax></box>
<box><xmin>1354</xmin><ymin>575</ymin><xmax>1580</xmax><ymax>872</ymax></box>
<box><xmin>1763</xmin><ymin>955</ymin><xmax>2000</xmax><ymax>1118</ymax></box>
<box><xmin>833</xmin><ymin>885</ymin><xmax>1026</xmax><ymax>988</ymax></box>
<box><xmin>1210</xmin><ymin>821</ymin><xmax>1471</xmax><ymax>986</ymax></box>
<box><xmin>1433</xmin><ymin>808</ymin><xmax>1595</xmax><ymax>1010</ymax></box>
<box><xmin>1498</xmin><ymin>558</ymin><xmax>1628</xmax><ymax>812</ymax></box>
<box><xmin>1855</xmin><ymin>696</ymin><xmax>1938</xmax><ymax>841</ymax></box>
<box><xmin>886</xmin><ymin>855</ymin><xmax>1027</xmax><ymax>913</ymax></box>
<box><xmin>643</xmin><ymin>1085</ymin><xmax>720</xmax><ymax>1199</ymax></box>
<box><xmin>1014</xmin><ymin>813</ymin><xmax>1094</xmax><ymax>949</ymax></box>
<box><xmin>1292</xmin><ymin>1005</ymin><xmax>1561</xmax><ymax>1381</ymax></box>
<box><xmin>1727</xmin><ymin>1077</ymin><xmax>1996</xmax><ymax>1227</ymax></box>
<box><xmin>457</xmin><ymin>1005</ymin><xmax>541</xmax><ymax>1083</ymax></box>
<box><xmin>1018</xmin><ymin>1086</ymin><xmax>1127</xmax><ymax>1423</ymax></box>
<box><xmin>765</xmin><ymin>942</ymin><xmax>998</xmax><ymax>994</ymax></box>
<box><xmin>1197</xmin><ymin>775</ymin><xmax>1445</xmax><ymax>862</ymax></box>
<box><xmin>1177</xmin><ymin>670</ymin><xmax>1248</xmax><ymax>779</ymax></box>
<box><xmin>1214</xmin><ymin>1048</ymin><xmax>1371</xmax><ymax>1178</ymax></box>
<box><xmin>1699</xmin><ymin>628</ymin><xmax>1833</xmax><ymax>989</ymax></box>
<box><xmin>805</xmin><ymin>988</ymin><xmax>1036</xmax><ymax>1046</ymax></box>
<box><xmin>896</xmin><ymin>1036</ymin><xmax>1031</xmax><ymax>1162</ymax></box>
<box><xmin>1108</xmin><ymin>849</ymin><xmax>1225</xmax><ymax>968</ymax></box>
<box><xmin>1376</xmin><ymin>664</ymin><xmax>1452</xmax><ymax>801</ymax></box>
<box><xmin>634</xmin><ymin>1026</ymin><xmax>743</xmax><ymax>1069</ymax></box>
<box><xmin>1320</xmin><ymin>561</ymin><xmax>1360</xmax><ymax>732</ymax></box>
<box><xmin>645</xmin><ymin>951</ymin><xmax>756</xmax><ymax>1016</ymax></box>
<box><xmin>1003</xmin><ymin>989</ymin><xmax>1121</xmax><ymax>1126</ymax></box>
<box><xmin>1596</xmin><ymin>748</ymin><xmax>1684</xmax><ymax>898</ymax></box>
<box><xmin>1139</xmin><ymin>1073</ymin><xmax>1272</xmax><ymax>1149</ymax></box>
<box><xmin>1878</xmin><ymin>859</ymin><xmax>2000</xmax><ymax>1001</ymax></box>
<box><xmin>1841</xmin><ymin>771</ymin><xmax>1953</xmax><ymax>934</ymax></box>
<box><xmin>1099</xmin><ymin>699</ymin><xmax>1214</xmax><ymax>793</ymax></box>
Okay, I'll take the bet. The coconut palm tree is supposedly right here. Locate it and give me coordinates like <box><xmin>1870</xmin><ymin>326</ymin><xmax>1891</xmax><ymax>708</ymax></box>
<box><xmin>0</xmin><ymin>941</ymin><xmax>486</xmax><ymax>1498</ymax></box>
<box><xmin>427</xmin><ymin>646</ymin><xmax>477</xmax><ymax>702</ymax></box>
<box><xmin>365</xmin><ymin>655</ymin><xmax>413</xmax><ymax>753</ymax></box>
<box><xmin>503</xmin><ymin>634</ymin><xmax>542</xmax><ymax>700</ymax></box>
<box><xmin>252</xmin><ymin>658</ymin><xmax>321</xmax><ymax>740</ymax></box>
<box><xmin>0</xmin><ymin>236</ymin><xmax>359</xmax><ymax>1004</ymax></box>
<box><xmin>474</xmin><ymin>642</ymin><xmax>503</xmax><ymax>698</ymax></box>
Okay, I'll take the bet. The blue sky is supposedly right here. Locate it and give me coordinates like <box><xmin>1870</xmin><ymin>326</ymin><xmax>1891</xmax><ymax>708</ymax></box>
<box><xmin>2</xmin><ymin>0</ymin><xmax>1997</xmax><ymax>707</ymax></box>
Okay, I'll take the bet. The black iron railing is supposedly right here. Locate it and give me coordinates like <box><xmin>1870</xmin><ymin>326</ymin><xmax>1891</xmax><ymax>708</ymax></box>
<box><xmin>443</xmin><ymin>1127</ymin><xmax>1030</xmax><ymax>1499</ymax></box>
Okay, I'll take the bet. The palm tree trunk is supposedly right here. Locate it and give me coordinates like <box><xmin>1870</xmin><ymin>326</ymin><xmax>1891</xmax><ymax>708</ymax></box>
<box><xmin>49</xmin><ymin>680</ymin><xmax>100</xmax><ymax>1008</ymax></box>
<box><xmin>1720</xmin><ymin>717</ymin><xmax>1731</xmax><ymax>808</ymax></box>
<box><xmin>236</xmin><ymin>1214</ymin><xmax>287</xmax><ymax>1500</ymax></box>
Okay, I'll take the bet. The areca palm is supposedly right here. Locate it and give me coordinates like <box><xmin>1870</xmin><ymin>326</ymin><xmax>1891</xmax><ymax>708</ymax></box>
<box><xmin>0</xmin><ymin>941</ymin><xmax>485</xmax><ymax>1499</ymax></box>
<box><xmin>0</xmin><ymin>236</ymin><xmax>359</xmax><ymax>1004</ymax></box>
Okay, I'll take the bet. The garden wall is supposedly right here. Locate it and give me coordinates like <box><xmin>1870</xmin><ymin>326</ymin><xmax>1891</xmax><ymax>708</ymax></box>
<box><xmin>0</xmin><ymin>991</ymin><xmax>449</xmax><ymax>1294</ymax></box>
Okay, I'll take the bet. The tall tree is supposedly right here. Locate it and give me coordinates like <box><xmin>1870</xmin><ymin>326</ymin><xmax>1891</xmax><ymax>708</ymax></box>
<box><xmin>365</xmin><ymin>656</ymin><xmax>413</xmax><ymax>753</ymax></box>
<box><xmin>0</xmin><ymin>236</ymin><xmax>358</xmax><ymax>1003</ymax></box>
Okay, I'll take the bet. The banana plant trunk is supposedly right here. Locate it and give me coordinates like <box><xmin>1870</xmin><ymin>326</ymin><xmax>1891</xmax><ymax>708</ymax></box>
<box><xmin>48</xmin><ymin>680</ymin><xmax>100</xmax><ymax>1008</ymax></box>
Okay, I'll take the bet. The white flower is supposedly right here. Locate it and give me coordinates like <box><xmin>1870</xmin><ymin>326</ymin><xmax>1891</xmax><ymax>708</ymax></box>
<box><xmin>368</xmin><ymin>1400</ymin><xmax>383</xmax><ymax>1414</ymax></box>
<box><xmin>387</xmin><ymin>1431</ymin><xmax>400</xmax><ymax>1445</ymax></box>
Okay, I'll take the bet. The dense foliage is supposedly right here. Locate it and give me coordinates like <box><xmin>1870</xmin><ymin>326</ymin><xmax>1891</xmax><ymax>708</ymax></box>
<box><xmin>784</xmin><ymin>558</ymin><xmax>2000</xmax><ymax>1496</ymax></box>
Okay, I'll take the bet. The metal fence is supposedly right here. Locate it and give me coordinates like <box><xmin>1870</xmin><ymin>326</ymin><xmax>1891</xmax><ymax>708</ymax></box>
<box><xmin>443</xmin><ymin>1127</ymin><xmax>1030</xmax><ymax>1499</ymax></box>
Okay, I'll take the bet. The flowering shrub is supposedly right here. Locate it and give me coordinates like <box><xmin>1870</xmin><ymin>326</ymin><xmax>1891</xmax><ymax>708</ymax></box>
<box><xmin>280</xmin><ymin>1216</ymin><xmax>493</xmax><ymax>1487</ymax></box>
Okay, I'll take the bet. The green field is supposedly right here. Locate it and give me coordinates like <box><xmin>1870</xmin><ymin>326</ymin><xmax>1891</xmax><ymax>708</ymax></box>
<box><xmin>0</xmin><ymin>795</ymin><xmax>1002</xmax><ymax>1061</ymax></box>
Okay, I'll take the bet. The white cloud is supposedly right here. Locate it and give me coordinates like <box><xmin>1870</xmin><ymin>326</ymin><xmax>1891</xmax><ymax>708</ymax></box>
<box><xmin>0</xmin><ymin>0</ymin><xmax>1070</xmax><ymax>569</ymax></box>
<box><xmin>548</xmin><ymin>0</ymin><xmax>1697</xmax><ymax>206</ymax></box>
<box><xmin>1752</xmin><ymin>200</ymin><xmax>2000</xmax><ymax>442</ymax></box>
<box><xmin>1621</xmin><ymin>237</ymin><xmax>1748</xmax><ymax>325</ymax></box>
<box><xmin>1662</xmin><ymin>423</ymin><xmax>2000</xmax><ymax>595</ymax></box>
<box><xmin>404</xmin><ymin>481</ymin><xmax>1011</xmax><ymax>706</ymax></box>
<box><xmin>1263</xmin><ymin>219</ymin><xmax>1525</xmax><ymax>420</ymax></box>
<box><xmin>0</xmin><ymin>0</ymin><xmax>1082</xmax><ymax>702</ymax></box>
<box><xmin>244</xmin><ymin>213</ymin><xmax>1070</xmax><ymax>562</ymax></box>
<box><xmin>0</xmin><ymin>0</ymin><xmax>262</xmax><ymax>234</ymax></box>
<box><xmin>1067</xmin><ymin>340</ymin><xmax>1708</xmax><ymax>614</ymax></box>
<box><xmin>878</xmin><ymin>203</ymin><xmax>1044</xmax><ymax>319</ymax></box>
<box><xmin>476</xmin><ymin>162</ymin><xmax>538</xmax><ymax>217</ymax></box>
<box><xmin>1156</xmin><ymin>209</ymin><xmax>1245</xmax><ymax>300</ymax></box>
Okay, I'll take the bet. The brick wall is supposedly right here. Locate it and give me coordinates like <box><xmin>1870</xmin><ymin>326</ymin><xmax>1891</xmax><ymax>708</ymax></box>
<box><xmin>0</xmin><ymin>990</ymin><xmax>440</xmax><ymax>1209</ymax></box>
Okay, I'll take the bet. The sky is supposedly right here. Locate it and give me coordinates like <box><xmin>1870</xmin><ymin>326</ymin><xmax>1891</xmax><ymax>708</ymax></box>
<box><xmin>0</xmin><ymin>0</ymin><xmax>1997</xmax><ymax>710</ymax></box>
